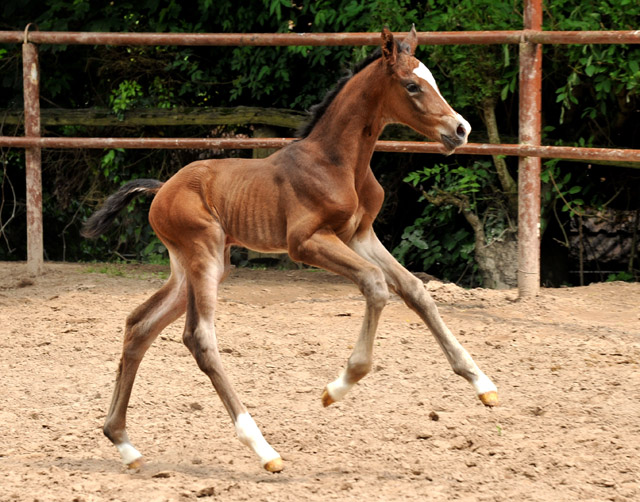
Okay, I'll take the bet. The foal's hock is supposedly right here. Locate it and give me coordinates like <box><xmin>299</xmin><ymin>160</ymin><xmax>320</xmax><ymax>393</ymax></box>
<box><xmin>82</xmin><ymin>27</ymin><xmax>498</xmax><ymax>473</ymax></box>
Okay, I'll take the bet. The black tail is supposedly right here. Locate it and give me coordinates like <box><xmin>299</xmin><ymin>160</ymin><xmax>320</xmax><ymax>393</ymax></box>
<box><xmin>81</xmin><ymin>179</ymin><xmax>165</xmax><ymax>239</ymax></box>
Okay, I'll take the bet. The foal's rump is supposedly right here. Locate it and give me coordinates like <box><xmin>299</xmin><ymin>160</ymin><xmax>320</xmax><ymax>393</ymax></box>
<box><xmin>82</xmin><ymin>158</ymin><xmax>291</xmax><ymax>253</ymax></box>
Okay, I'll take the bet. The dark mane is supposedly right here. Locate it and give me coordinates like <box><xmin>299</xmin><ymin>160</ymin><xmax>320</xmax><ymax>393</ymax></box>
<box><xmin>297</xmin><ymin>39</ymin><xmax>411</xmax><ymax>139</ymax></box>
<box><xmin>296</xmin><ymin>48</ymin><xmax>384</xmax><ymax>139</ymax></box>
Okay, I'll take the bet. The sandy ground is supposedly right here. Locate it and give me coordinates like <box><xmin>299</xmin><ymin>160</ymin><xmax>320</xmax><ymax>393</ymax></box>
<box><xmin>0</xmin><ymin>262</ymin><xmax>639</xmax><ymax>502</ymax></box>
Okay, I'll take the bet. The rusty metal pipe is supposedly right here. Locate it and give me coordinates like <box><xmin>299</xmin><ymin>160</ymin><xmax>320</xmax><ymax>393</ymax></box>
<box><xmin>1</xmin><ymin>136</ymin><xmax>638</xmax><ymax>163</ymax></box>
<box><xmin>1</xmin><ymin>30</ymin><xmax>639</xmax><ymax>47</ymax></box>
<box><xmin>0</xmin><ymin>30</ymin><xmax>523</xmax><ymax>46</ymax></box>
<box><xmin>22</xmin><ymin>33</ymin><xmax>44</xmax><ymax>276</ymax></box>
<box><xmin>517</xmin><ymin>0</ymin><xmax>543</xmax><ymax>298</ymax></box>
<box><xmin>375</xmin><ymin>142</ymin><xmax>640</xmax><ymax>163</ymax></box>
<box><xmin>527</xmin><ymin>30</ymin><xmax>640</xmax><ymax>45</ymax></box>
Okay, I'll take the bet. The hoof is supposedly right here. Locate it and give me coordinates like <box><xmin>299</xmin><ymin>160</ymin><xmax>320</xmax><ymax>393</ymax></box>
<box><xmin>263</xmin><ymin>457</ymin><xmax>283</xmax><ymax>473</ymax></box>
<box><xmin>126</xmin><ymin>457</ymin><xmax>144</xmax><ymax>470</ymax></box>
<box><xmin>321</xmin><ymin>387</ymin><xmax>335</xmax><ymax>407</ymax></box>
<box><xmin>479</xmin><ymin>391</ymin><xmax>499</xmax><ymax>407</ymax></box>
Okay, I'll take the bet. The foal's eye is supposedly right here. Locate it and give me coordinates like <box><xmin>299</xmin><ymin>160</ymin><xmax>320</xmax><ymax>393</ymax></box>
<box><xmin>405</xmin><ymin>83</ymin><xmax>421</xmax><ymax>94</ymax></box>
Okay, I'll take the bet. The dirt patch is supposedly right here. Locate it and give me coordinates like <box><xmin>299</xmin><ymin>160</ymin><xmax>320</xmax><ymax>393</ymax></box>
<box><xmin>1</xmin><ymin>262</ymin><xmax>639</xmax><ymax>501</ymax></box>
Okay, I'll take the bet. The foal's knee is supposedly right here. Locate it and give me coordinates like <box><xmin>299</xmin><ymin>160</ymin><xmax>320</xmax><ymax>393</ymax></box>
<box><xmin>360</xmin><ymin>268</ymin><xmax>389</xmax><ymax>310</ymax></box>
<box><xmin>398</xmin><ymin>275</ymin><xmax>432</xmax><ymax>312</ymax></box>
<box><xmin>121</xmin><ymin>315</ymin><xmax>152</xmax><ymax>360</ymax></box>
<box><xmin>182</xmin><ymin>325</ymin><xmax>222</xmax><ymax>375</ymax></box>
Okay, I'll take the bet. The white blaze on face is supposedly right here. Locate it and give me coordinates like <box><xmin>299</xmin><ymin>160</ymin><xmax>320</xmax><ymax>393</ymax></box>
<box><xmin>413</xmin><ymin>60</ymin><xmax>472</xmax><ymax>140</ymax></box>
<box><xmin>413</xmin><ymin>61</ymin><xmax>444</xmax><ymax>99</ymax></box>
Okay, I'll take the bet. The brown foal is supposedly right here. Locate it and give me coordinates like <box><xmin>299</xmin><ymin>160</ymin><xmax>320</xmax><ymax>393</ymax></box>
<box><xmin>82</xmin><ymin>27</ymin><xmax>498</xmax><ymax>473</ymax></box>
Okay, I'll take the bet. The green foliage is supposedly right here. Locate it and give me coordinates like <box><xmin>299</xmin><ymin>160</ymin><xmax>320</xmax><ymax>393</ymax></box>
<box><xmin>546</xmin><ymin>0</ymin><xmax>640</xmax><ymax>135</ymax></box>
<box><xmin>141</xmin><ymin>237</ymin><xmax>169</xmax><ymax>264</ymax></box>
<box><xmin>606</xmin><ymin>271</ymin><xmax>634</xmax><ymax>283</ymax></box>
<box><xmin>541</xmin><ymin>159</ymin><xmax>586</xmax><ymax>221</ymax></box>
<box><xmin>395</xmin><ymin>160</ymin><xmax>504</xmax><ymax>285</ymax></box>
<box><xmin>109</xmin><ymin>80</ymin><xmax>143</xmax><ymax>120</ymax></box>
<box><xmin>394</xmin><ymin>205</ymin><xmax>476</xmax><ymax>284</ymax></box>
<box><xmin>100</xmin><ymin>149</ymin><xmax>126</xmax><ymax>184</ymax></box>
<box><xmin>404</xmin><ymin>161</ymin><xmax>496</xmax><ymax>204</ymax></box>
<box><xmin>395</xmin><ymin>1</ymin><xmax>639</xmax><ymax>284</ymax></box>
<box><xmin>0</xmin><ymin>0</ymin><xmax>638</xmax><ymax>281</ymax></box>
<box><xmin>420</xmin><ymin>0</ymin><xmax>520</xmax><ymax>108</ymax></box>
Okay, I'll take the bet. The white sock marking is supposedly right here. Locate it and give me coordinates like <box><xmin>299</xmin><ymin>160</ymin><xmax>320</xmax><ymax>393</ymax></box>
<box><xmin>116</xmin><ymin>442</ymin><xmax>143</xmax><ymax>465</ymax></box>
<box><xmin>235</xmin><ymin>412</ymin><xmax>280</xmax><ymax>467</ymax></box>
<box><xmin>325</xmin><ymin>370</ymin><xmax>352</xmax><ymax>402</ymax></box>
<box><xmin>472</xmin><ymin>371</ymin><xmax>497</xmax><ymax>396</ymax></box>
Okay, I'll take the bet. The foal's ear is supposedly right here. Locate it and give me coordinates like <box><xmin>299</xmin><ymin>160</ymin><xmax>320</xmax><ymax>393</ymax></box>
<box><xmin>381</xmin><ymin>27</ymin><xmax>397</xmax><ymax>66</ymax></box>
<box><xmin>403</xmin><ymin>25</ymin><xmax>418</xmax><ymax>55</ymax></box>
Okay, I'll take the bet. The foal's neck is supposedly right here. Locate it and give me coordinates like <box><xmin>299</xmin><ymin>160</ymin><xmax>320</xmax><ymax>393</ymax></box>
<box><xmin>305</xmin><ymin>61</ymin><xmax>388</xmax><ymax>177</ymax></box>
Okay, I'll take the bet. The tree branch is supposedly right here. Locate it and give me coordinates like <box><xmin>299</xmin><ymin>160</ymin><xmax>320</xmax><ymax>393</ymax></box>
<box><xmin>422</xmin><ymin>188</ymin><xmax>487</xmax><ymax>248</ymax></box>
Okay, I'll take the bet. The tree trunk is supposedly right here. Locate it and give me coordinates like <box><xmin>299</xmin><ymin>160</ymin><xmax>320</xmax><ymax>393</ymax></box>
<box><xmin>481</xmin><ymin>98</ymin><xmax>518</xmax><ymax>216</ymax></box>
<box><xmin>474</xmin><ymin>236</ymin><xmax>518</xmax><ymax>289</ymax></box>
<box><xmin>462</xmin><ymin>206</ymin><xmax>518</xmax><ymax>289</ymax></box>
<box><xmin>424</xmin><ymin>189</ymin><xmax>518</xmax><ymax>289</ymax></box>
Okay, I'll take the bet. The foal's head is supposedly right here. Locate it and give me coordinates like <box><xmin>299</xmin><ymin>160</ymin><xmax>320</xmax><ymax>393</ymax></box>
<box><xmin>380</xmin><ymin>27</ymin><xmax>471</xmax><ymax>153</ymax></box>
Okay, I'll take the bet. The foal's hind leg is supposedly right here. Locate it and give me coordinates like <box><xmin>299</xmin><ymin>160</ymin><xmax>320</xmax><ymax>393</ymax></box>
<box><xmin>103</xmin><ymin>256</ymin><xmax>187</xmax><ymax>468</ymax></box>
<box><xmin>181</xmin><ymin>238</ymin><xmax>282</xmax><ymax>472</ymax></box>
<box><xmin>350</xmin><ymin>229</ymin><xmax>498</xmax><ymax>406</ymax></box>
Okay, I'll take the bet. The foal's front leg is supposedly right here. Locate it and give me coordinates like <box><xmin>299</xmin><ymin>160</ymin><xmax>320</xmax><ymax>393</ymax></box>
<box><xmin>321</xmin><ymin>285</ymin><xmax>386</xmax><ymax>407</ymax></box>
<box><xmin>350</xmin><ymin>230</ymin><xmax>499</xmax><ymax>406</ymax></box>
<box><xmin>288</xmin><ymin>231</ymin><xmax>389</xmax><ymax>407</ymax></box>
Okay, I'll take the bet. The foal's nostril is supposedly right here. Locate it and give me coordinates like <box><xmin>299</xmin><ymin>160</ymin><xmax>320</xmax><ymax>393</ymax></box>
<box><xmin>456</xmin><ymin>123</ymin><xmax>467</xmax><ymax>139</ymax></box>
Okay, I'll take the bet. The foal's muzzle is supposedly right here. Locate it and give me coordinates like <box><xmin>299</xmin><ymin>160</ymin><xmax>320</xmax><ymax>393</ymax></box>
<box><xmin>441</xmin><ymin>117</ymin><xmax>471</xmax><ymax>152</ymax></box>
<box><xmin>441</xmin><ymin>133</ymin><xmax>464</xmax><ymax>151</ymax></box>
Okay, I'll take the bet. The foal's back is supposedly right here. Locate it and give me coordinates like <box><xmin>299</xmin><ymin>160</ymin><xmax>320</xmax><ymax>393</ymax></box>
<box><xmin>149</xmin><ymin>140</ymin><xmax>376</xmax><ymax>254</ymax></box>
<box><xmin>148</xmin><ymin>155</ymin><xmax>289</xmax><ymax>253</ymax></box>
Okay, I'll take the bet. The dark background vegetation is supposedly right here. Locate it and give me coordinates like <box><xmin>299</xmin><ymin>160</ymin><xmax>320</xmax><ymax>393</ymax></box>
<box><xmin>1</xmin><ymin>0</ymin><xmax>638</xmax><ymax>286</ymax></box>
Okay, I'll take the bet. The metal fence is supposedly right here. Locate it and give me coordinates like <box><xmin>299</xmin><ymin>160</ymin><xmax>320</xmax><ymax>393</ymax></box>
<box><xmin>1</xmin><ymin>0</ymin><xmax>639</xmax><ymax>296</ymax></box>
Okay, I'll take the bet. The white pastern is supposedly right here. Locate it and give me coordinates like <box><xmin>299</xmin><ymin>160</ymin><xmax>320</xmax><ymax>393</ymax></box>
<box><xmin>116</xmin><ymin>442</ymin><xmax>143</xmax><ymax>466</ymax></box>
<box><xmin>325</xmin><ymin>370</ymin><xmax>352</xmax><ymax>402</ymax></box>
<box><xmin>235</xmin><ymin>412</ymin><xmax>280</xmax><ymax>467</ymax></box>
<box><xmin>472</xmin><ymin>371</ymin><xmax>497</xmax><ymax>396</ymax></box>
<box><xmin>413</xmin><ymin>61</ymin><xmax>443</xmax><ymax>99</ymax></box>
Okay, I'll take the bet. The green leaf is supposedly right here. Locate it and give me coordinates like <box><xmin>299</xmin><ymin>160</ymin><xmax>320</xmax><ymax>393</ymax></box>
<box><xmin>501</xmin><ymin>83</ymin><xmax>509</xmax><ymax>101</ymax></box>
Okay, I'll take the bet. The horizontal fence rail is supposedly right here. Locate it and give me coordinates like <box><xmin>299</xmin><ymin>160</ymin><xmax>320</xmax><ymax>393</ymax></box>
<box><xmin>1</xmin><ymin>29</ymin><xmax>639</xmax><ymax>46</ymax></box>
<box><xmin>1</xmin><ymin>0</ymin><xmax>638</xmax><ymax>295</ymax></box>
<box><xmin>2</xmin><ymin>136</ymin><xmax>639</xmax><ymax>164</ymax></box>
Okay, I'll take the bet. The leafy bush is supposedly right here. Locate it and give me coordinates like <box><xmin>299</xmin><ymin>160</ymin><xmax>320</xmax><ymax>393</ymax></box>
<box><xmin>0</xmin><ymin>0</ymin><xmax>638</xmax><ymax>283</ymax></box>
